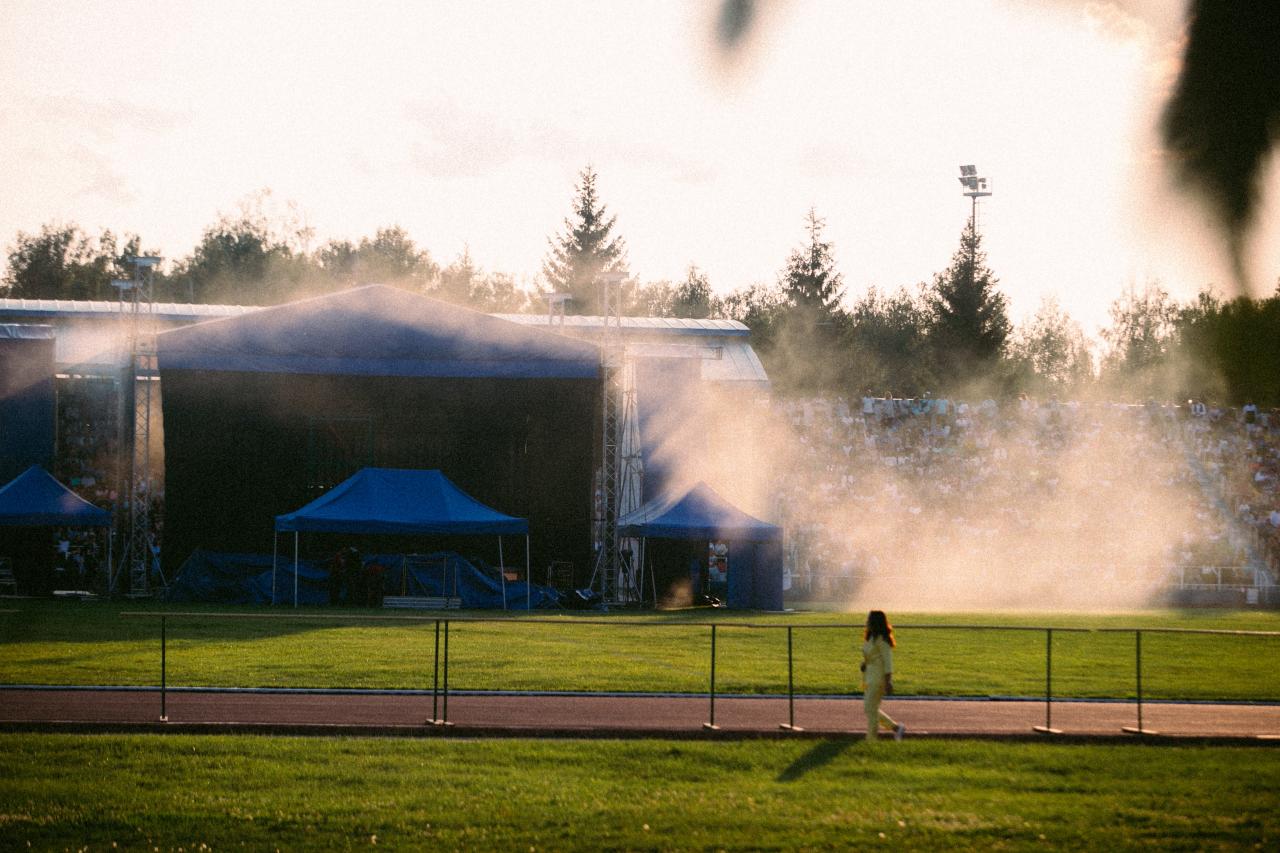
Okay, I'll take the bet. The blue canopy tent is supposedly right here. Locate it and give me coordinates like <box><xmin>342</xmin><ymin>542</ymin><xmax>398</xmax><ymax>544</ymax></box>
<box><xmin>0</xmin><ymin>466</ymin><xmax>113</xmax><ymax>593</ymax></box>
<box><xmin>618</xmin><ymin>481</ymin><xmax>783</xmax><ymax>610</ymax></box>
<box><xmin>272</xmin><ymin>467</ymin><xmax>531</xmax><ymax>607</ymax></box>
<box><xmin>0</xmin><ymin>466</ymin><xmax>113</xmax><ymax>528</ymax></box>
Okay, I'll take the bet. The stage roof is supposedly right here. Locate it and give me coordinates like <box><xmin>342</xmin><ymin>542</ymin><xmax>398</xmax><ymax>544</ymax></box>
<box><xmin>156</xmin><ymin>285</ymin><xmax>601</xmax><ymax>380</ymax></box>
<box><xmin>4</xmin><ymin>291</ymin><xmax>767</xmax><ymax>385</ymax></box>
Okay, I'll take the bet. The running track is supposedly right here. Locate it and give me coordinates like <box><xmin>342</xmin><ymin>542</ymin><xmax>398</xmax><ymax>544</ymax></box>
<box><xmin>3</xmin><ymin>688</ymin><xmax>1278</xmax><ymax>741</ymax></box>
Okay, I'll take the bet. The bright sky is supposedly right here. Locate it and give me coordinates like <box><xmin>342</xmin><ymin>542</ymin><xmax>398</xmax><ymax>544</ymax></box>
<box><xmin>2</xmin><ymin>0</ymin><xmax>1277</xmax><ymax>333</ymax></box>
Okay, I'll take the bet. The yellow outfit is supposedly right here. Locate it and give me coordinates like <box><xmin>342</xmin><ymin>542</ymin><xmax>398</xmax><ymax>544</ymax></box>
<box><xmin>861</xmin><ymin>635</ymin><xmax>899</xmax><ymax>740</ymax></box>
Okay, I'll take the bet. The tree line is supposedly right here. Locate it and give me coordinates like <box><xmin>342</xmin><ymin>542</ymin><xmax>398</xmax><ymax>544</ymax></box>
<box><xmin>5</xmin><ymin>169</ymin><xmax>1278</xmax><ymax>406</ymax></box>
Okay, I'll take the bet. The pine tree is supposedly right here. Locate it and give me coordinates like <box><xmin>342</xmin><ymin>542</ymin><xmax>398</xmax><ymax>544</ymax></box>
<box><xmin>926</xmin><ymin>219</ymin><xmax>1011</xmax><ymax>382</ymax></box>
<box><xmin>542</xmin><ymin>166</ymin><xmax>629</xmax><ymax>315</ymax></box>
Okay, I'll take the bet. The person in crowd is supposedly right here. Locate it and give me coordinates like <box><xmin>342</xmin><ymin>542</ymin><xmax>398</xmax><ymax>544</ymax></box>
<box><xmin>327</xmin><ymin>546</ymin><xmax>362</xmax><ymax>605</ymax></box>
<box><xmin>861</xmin><ymin>609</ymin><xmax>904</xmax><ymax>741</ymax></box>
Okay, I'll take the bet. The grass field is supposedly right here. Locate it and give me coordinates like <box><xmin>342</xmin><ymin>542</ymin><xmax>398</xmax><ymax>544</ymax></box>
<box><xmin>1</xmin><ymin>734</ymin><xmax>1276</xmax><ymax>850</ymax></box>
<box><xmin>3</xmin><ymin>601</ymin><xmax>1279</xmax><ymax>700</ymax></box>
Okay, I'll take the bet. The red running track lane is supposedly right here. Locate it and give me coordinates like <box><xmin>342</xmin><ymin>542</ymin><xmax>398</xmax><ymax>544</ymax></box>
<box><xmin>2</xmin><ymin>690</ymin><xmax>1279</xmax><ymax>739</ymax></box>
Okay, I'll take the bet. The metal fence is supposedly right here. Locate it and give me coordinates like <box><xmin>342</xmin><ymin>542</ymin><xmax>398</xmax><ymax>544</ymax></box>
<box><xmin>119</xmin><ymin>612</ymin><xmax>1280</xmax><ymax>732</ymax></box>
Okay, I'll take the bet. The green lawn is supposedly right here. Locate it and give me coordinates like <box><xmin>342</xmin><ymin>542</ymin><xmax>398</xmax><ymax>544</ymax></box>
<box><xmin>2</xmin><ymin>601</ymin><xmax>1279</xmax><ymax>700</ymax></box>
<box><xmin>0</xmin><ymin>734</ymin><xmax>1276</xmax><ymax>850</ymax></box>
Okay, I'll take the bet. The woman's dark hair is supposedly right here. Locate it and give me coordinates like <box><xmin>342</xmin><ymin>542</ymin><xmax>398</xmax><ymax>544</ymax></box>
<box><xmin>864</xmin><ymin>610</ymin><xmax>895</xmax><ymax>647</ymax></box>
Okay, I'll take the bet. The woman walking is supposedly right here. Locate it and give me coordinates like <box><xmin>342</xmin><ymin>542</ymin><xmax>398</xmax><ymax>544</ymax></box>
<box><xmin>861</xmin><ymin>609</ymin><xmax>904</xmax><ymax>741</ymax></box>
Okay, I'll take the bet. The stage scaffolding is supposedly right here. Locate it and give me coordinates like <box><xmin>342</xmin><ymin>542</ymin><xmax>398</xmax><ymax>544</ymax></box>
<box><xmin>588</xmin><ymin>275</ymin><xmax>644</xmax><ymax>604</ymax></box>
<box><xmin>109</xmin><ymin>257</ymin><xmax>164</xmax><ymax>597</ymax></box>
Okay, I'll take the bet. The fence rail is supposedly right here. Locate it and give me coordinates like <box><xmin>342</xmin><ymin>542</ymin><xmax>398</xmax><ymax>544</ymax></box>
<box><xmin>118</xmin><ymin>612</ymin><xmax>1280</xmax><ymax>732</ymax></box>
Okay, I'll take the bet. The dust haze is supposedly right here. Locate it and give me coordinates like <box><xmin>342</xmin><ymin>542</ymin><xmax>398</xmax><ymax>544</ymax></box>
<box><xmin>640</xmin><ymin>369</ymin><xmax>1233</xmax><ymax>612</ymax></box>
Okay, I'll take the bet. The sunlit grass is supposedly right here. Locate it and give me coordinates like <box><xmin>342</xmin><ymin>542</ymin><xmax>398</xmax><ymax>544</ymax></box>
<box><xmin>1</xmin><ymin>734</ymin><xmax>1276</xmax><ymax>850</ymax></box>
<box><xmin>2</xmin><ymin>601</ymin><xmax>1278</xmax><ymax>699</ymax></box>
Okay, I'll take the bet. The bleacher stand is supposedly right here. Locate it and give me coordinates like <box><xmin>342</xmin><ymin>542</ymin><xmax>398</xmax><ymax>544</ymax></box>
<box><xmin>774</xmin><ymin>393</ymin><xmax>1279</xmax><ymax>601</ymax></box>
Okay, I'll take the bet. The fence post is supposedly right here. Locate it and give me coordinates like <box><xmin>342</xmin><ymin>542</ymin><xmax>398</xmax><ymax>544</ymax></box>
<box><xmin>159</xmin><ymin>615</ymin><xmax>168</xmax><ymax>722</ymax></box>
<box><xmin>437</xmin><ymin>620</ymin><xmax>453</xmax><ymax>727</ymax></box>
<box><xmin>1032</xmin><ymin>628</ymin><xmax>1060</xmax><ymax>734</ymax></box>
<box><xmin>703</xmin><ymin>624</ymin><xmax>719</xmax><ymax>731</ymax></box>
<box><xmin>429</xmin><ymin>619</ymin><xmax>440</xmax><ymax>725</ymax></box>
<box><xmin>1122</xmin><ymin>629</ymin><xmax>1157</xmax><ymax>735</ymax></box>
<box><xmin>779</xmin><ymin>625</ymin><xmax>803</xmax><ymax>731</ymax></box>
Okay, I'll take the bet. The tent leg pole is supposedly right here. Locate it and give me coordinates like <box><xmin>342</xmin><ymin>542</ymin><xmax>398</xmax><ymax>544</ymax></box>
<box><xmin>646</xmin><ymin>538</ymin><xmax>656</xmax><ymax>607</ymax></box>
<box><xmin>293</xmin><ymin>532</ymin><xmax>299</xmax><ymax>608</ymax></box>
<box><xmin>430</xmin><ymin>619</ymin><xmax>440</xmax><ymax>724</ymax></box>
<box><xmin>271</xmin><ymin>533</ymin><xmax>277</xmax><ymax>606</ymax></box>
<box><xmin>499</xmin><ymin>536</ymin><xmax>507</xmax><ymax>611</ymax></box>
<box><xmin>525</xmin><ymin>535</ymin><xmax>530</xmax><ymax>610</ymax></box>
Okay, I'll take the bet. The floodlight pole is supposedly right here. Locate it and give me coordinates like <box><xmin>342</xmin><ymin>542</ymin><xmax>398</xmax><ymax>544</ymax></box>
<box><xmin>957</xmin><ymin>164</ymin><xmax>992</xmax><ymax>292</ymax></box>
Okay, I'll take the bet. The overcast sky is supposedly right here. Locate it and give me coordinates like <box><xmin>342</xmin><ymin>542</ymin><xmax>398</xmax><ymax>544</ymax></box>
<box><xmin>3</xmin><ymin>0</ymin><xmax>1277</xmax><ymax>332</ymax></box>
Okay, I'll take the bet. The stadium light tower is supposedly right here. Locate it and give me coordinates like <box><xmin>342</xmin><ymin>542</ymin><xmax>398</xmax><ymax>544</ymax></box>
<box><xmin>958</xmin><ymin>164</ymin><xmax>993</xmax><ymax>293</ymax></box>
<box><xmin>957</xmin><ymin>164</ymin><xmax>992</xmax><ymax>232</ymax></box>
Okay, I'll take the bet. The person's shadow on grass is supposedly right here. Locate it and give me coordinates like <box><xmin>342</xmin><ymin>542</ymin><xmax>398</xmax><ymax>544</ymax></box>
<box><xmin>776</xmin><ymin>739</ymin><xmax>854</xmax><ymax>782</ymax></box>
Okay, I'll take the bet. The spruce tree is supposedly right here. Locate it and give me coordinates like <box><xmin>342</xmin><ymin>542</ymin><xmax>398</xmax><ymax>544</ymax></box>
<box><xmin>542</xmin><ymin>166</ymin><xmax>629</xmax><ymax>315</ymax></box>
<box><xmin>926</xmin><ymin>219</ymin><xmax>1011</xmax><ymax>383</ymax></box>
<box><xmin>779</xmin><ymin>207</ymin><xmax>844</xmax><ymax>321</ymax></box>
<box><xmin>772</xmin><ymin>208</ymin><xmax>847</xmax><ymax>392</ymax></box>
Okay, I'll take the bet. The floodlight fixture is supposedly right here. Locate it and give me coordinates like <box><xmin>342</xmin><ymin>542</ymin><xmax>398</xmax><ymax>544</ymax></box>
<box><xmin>959</xmin><ymin>164</ymin><xmax>992</xmax><ymax>200</ymax></box>
<box><xmin>128</xmin><ymin>256</ymin><xmax>163</xmax><ymax>269</ymax></box>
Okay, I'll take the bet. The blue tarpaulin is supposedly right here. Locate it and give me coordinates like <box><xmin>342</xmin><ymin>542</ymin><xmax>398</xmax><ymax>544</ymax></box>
<box><xmin>168</xmin><ymin>549</ymin><xmax>560</xmax><ymax>608</ymax></box>
<box><xmin>275</xmin><ymin>468</ymin><xmax>528</xmax><ymax>534</ymax></box>
<box><xmin>0</xmin><ymin>465</ymin><xmax>112</xmax><ymax>527</ymax></box>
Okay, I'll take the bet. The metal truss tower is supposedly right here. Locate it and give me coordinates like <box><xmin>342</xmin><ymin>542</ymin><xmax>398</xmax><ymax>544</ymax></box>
<box><xmin>109</xmin><ymin>256</ymin><xmax>162</xmax><ymax>597</ymax></box>
<box><xmin>589</xmin><ymin>273</ymin><xmax>644</xmax><ymax>605</ymax></box>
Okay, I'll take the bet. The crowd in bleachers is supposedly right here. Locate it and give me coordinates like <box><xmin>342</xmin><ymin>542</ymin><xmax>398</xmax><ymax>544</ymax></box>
<box><xmin>1185</xmin><ymin>400</ymin><xmax>1280</xmax><ymax>577</ymax></box>
<box><xmin>773</xmin><ymin>392</ymin><xmax>1280</xmax><ymax>599</ymax></box>
<box><xmin>55</xmin><ymin>376</ymin><xmax>118</xmax><ymax>505</ymax></box>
